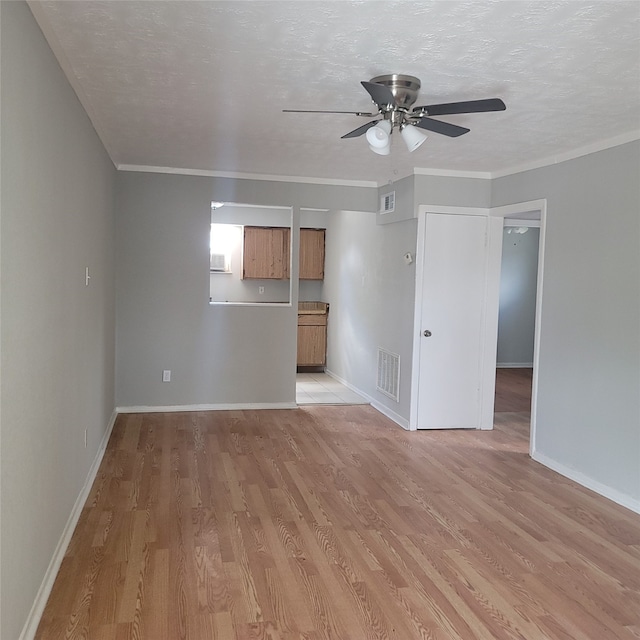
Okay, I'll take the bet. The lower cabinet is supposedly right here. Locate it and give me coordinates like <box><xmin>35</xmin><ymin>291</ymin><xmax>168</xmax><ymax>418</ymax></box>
<box><xmin>297</xmin><ymin>313</ymin><xmax>327</xmax><ymax>367</ymax></box>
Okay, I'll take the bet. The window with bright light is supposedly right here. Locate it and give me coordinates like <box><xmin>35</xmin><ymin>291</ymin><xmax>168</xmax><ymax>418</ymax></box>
<box><xmin>210</xmin><ymin>223</ymin><xmax>241</xmax><ymax>273</ymax></box>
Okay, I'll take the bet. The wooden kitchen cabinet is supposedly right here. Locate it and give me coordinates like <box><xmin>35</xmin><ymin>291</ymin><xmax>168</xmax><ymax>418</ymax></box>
<box><xmin>299</xmin><ymin>228</ymin><xmax>325</xmax><ymax>280</ymax></box>
<box><xmin>243</xmin><ymin>226</ymin><xmax>325</xmax><ymax>281</ymax></box>
<box><xmin>243</xmin><ymin>226</ymin><xmax>290</xmax><ymax>279</ymax></box>
<box><xmin>297</xmin><ymin>302</ymin><xmax>328</xmax><ymax>367</ymax></box>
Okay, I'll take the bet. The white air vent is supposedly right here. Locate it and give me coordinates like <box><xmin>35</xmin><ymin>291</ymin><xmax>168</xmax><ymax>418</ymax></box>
<box><xmin>377</xmin><ymin>348</ymin><xmax>400</xmax><ymax>401</ymax></box>
<box><xmin>210</xmin><ymin>253</ymin><xmax>227</xmax><ymax>272</ymax></box>
<box><xmin>380</xmin><ymin>191</ymin><xmax>395</xmax><ymax>214</ymax></box>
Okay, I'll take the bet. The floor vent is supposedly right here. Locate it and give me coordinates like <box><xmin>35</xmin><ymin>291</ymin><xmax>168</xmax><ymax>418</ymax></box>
<box><xmin>377</xmin><ymin>348</ymin><xmax>400</xmax><ymax>401</ymax></box>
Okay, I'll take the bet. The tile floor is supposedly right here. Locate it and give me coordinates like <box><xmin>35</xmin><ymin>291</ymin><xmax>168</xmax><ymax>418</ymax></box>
<box><xmin>296</xmin><ymin>372</ymin><xmax>368</xmax><ymax>405</ymax></box>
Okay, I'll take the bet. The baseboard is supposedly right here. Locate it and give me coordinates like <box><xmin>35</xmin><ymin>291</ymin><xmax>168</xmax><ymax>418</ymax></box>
<box><xmin>116</xmin><ymin>402</ymin><xmax>298</xmax><ymax>413</ymax></box>
<box><xmin>19</xmin><ymin>410</ymin><xmax>118</xmax><ymax>640</ymax></box>
<box><xmin>532</xmin><ymin>450</ymin><xmax>640</xmax><ymax>515</ymax></box>
<box><xmin>496</xmin><ymin>362</ymin><xmax>534</xmax><ymax>368</ymax></box>
<box><xmin>324</xmin><ymin>369</ymin><xmax>410</xmax><ymax>430</ymax></box>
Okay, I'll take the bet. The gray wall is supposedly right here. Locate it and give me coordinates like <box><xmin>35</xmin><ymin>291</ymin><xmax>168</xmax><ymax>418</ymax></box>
<box><xmin>323</xmin><ymin>210</ymin><xmax>417</xmax><ymax>421</ymax></box>
<box><xmin>492</xmin><ymin>141</ymin><xmax>640</xmax><ymax>506</ymax></box>
<box><xmin>414</xmin><ymin>173</ymin><xmax>492</xmax><ymax>209</ymax></box>
<box><xmin>324</xmin><ymin>172</ymin><xmax>494</xmax><ymax>423</ymax></box>
<box><xmin>0</xmin><ymin>3</ymin><xmax>117</xmax><ymax>638</ymax></box>
<box><xmin>115</xmin><ymin>172</ymin><xmax>375</xmax><ymax>408</ymax></box>
<box><xmin>497</xmin><ymin>227</ymin><xmax>540</xmax><ymax>366</ymax></box>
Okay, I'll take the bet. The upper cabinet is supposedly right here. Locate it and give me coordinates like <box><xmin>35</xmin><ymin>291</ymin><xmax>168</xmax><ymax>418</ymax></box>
<box><xmin>300</xmin><ymin>228</ymin><xmax>325</xmax><ymax>280</ymax></box>
<box><xmin>243</xmin><ymin>226</ymin><xmax>290</xmax><ymax>279</ymax></box>
<box><xmin>243</xmin><ymin>226</ymin><xmax>325</xmax><ymax>280</ymax></box>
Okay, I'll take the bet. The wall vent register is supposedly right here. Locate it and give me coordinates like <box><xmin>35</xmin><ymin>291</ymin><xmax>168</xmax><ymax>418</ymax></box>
<box><xmin>380</xmin><ymin>191</ymin><xmax>395</xmax><ymax>214</ymax></box>
<box><xmin>377</xmin><ymin>348</ymin><xmax>400</xmax><ymax>401</ymax></box>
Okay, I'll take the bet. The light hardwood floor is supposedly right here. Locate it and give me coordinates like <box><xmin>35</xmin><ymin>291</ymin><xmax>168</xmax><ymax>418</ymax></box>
<box><xmin>494</xmin><ymin>368</ymin><xmax>533</xmax><ymax>413</ymax></box>
<box><xmin>36</xmin><ymin>402</ymin><xmax>639</xmax><ymax>639</ymax></box>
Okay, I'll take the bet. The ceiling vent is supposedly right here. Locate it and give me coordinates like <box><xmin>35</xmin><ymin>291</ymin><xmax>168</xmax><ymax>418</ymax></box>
<box><xmin>380</xmin><ymin>191</ymin><xmax>395</xmax><ymax>214</ymax></box>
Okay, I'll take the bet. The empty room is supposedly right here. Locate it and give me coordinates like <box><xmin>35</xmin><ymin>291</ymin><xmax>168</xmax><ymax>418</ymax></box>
<box><xmin>1</xmin><ymin>1</ymin><xmax>639</xmax><ymax>639</ymax></box>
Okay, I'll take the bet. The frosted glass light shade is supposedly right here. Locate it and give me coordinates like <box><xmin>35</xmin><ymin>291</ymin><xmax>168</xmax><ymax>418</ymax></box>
<box><xmin>366</xmin><ymin>120</ymin><xmax>391</xmax><ymax>148</ymax></box>
<box><xmin>401</xmin><ymin>125</ymin><xmax>428</xmax><ymax>152</ymax></box>
<box><xmin>369</xmin><ymin>142</ymin><xmax>390</xmax><ymax>155</ymax></box>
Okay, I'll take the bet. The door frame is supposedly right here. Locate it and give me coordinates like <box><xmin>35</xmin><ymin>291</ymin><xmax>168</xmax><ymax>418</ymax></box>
<box><xmin>409</xmin><ymin>201</ymin><xmax>547</xmax><ymax>445</ymax></box>
<box><xmin>490</xmin><ymin>199</ymin><xmax>547</xmax><ymax>455</ymax></box>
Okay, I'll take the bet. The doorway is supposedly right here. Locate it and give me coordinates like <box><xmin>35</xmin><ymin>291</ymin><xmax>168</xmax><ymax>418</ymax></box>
<box><xmin>410</xmin><ymin>200</ymin><xmax>547</xmax><ymax>447</ymax></box>
<box><xmin>495</xmin><ymin>216</ymin><xmax>541</xmax><ymax>427</ymax></box>
<box><xmin>493</xmin><ymin>201</ymin><xmax>547</xmax><ymax>455</ymax></box>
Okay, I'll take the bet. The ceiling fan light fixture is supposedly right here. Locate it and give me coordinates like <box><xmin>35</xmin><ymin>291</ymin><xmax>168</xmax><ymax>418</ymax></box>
<box><xmin>365</xmin><ymin>120</ymin><xmax>391</xmax><ymax>148</ymax></box>
<box><xmin>369</xmin><ymin>142</ymin><xmax>391</xmax><ymax>155</ymax></box>
<box><xmin>401</xmin><ymin>124</ymin><xmax>428</xmax><ymax>152</ymax></box>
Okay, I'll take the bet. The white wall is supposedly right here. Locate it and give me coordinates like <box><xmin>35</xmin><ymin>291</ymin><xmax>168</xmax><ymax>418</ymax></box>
<box><xmin>497</xmin><ymin>227</ymin><xmax>539</xmax><ymax>366</ymax></box>
<box><xmin>0</xmin><ymin>3</ymin><xmax>117</xmax><ymax>638</ymax></box>
<box><xmin>492</xmin><ymin>141</ymin><xmax>640</xmax><ymax>510</ymax></box>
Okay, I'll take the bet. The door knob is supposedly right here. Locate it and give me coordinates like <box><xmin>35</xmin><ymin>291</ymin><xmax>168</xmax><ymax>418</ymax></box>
<box><xmin>423</xmin><ymin>329</ymin><xmax>432</xmax><ymax>337</ymax></box>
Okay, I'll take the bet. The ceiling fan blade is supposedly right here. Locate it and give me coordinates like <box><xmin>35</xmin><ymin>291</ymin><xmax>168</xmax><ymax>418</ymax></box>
<box><xmin>283</xmin><ymin>109</ymin><xmax>377</xmax><ymax>116</ymax></box>
<box><xmin>341</xmin><ymin>120</ymin><xmax>380</xmax><ymax>139</ymax></box>
<box><xmin>413</xmin><ymin>117</ymin><xmax>470</xmax><ymax>137</ymax></box>
<box><xmin>361</xmin><ymin>81</ymin><xmax>396</xmax><ymax>106</ymax></box>
<box><xmin>413</xmin><ymin>98</ymin><xmax>506</xmax><ymax>116</ymax></box>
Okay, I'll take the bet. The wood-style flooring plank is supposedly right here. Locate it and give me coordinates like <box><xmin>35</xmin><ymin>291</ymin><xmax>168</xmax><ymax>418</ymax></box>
<box><xmin>35</xmin><ymin>404</ymin><xmax>640</xmax><ymax>639</ymax></box>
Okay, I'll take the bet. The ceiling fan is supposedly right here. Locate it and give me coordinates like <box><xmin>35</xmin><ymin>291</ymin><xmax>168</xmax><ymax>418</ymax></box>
<box><xmin>284</xmin><ymin>74</ymin><xmax>506</xmax><ymax>155</ymax></box>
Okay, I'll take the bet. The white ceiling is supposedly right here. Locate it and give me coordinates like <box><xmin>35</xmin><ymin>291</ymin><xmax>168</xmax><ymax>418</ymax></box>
<box><xmin>29</xmin><ymin>1</ymin><xmax>640</xmax><ymax>185</ymax></box>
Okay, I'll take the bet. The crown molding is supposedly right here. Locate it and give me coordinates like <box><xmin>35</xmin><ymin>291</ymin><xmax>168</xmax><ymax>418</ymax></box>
<box><xmin>116</xmin><ymin>164</ymin><xmax>378</xmax><ymax>189</ymax></box>
<box><xmin>413</xmin><ymin>167</ymin><xmax>492</xmax><ymax>180</ymax></box>
<box><xmin>117</xmin><ymin>131</ymin><xmax>639</xmax><ymax>189</ymax></box>
<box><xmin>489</xmin><ymin>130</ymin><xmax>640</xmax><ymax>179</ymax></box>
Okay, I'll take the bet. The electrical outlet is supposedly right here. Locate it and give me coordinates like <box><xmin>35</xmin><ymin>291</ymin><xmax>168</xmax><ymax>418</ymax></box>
<box><xmin>162</xmin><ymin>370</ymin><xmax>171</xmax><ymax>382</ymax></box>
<box><xmin>258</xmin><ymin>286</ymin><xmax>265</xmax><ymax>294</ymax></box>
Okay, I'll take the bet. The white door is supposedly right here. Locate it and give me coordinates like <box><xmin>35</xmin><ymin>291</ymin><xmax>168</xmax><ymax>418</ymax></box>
<box><xmin>416</xmin><ymin>213</ymin><xmax>489</xmax><ymax>429</ymax></box>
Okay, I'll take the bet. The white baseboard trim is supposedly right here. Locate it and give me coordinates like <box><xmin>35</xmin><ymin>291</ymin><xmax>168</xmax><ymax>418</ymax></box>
<box><xmin>324</xmin><ymin>369</ymin><xmax>410</xmax><ymax>430</ymax></box>
<box><xmin>370</xmin><ymin>400</ymin><xmax>410</xmax><ymax>430</ymax></box>
<box><xmin>19</xmin><ymin>410</ymin><xmax>118</xmax><ymax>640</ymax></box>
<box><xmin>532</xmin><ymin>450</ymin><xmax>640</xmax><ymax>515</ymax></box>
<box><xmin>496</xmin><ymin>362</ymin><xmax>534</xmax><ymax>368</ymax></box>
<box><xmin>116</xmin><ymin>402</ymin><xmax>297</xmax><ymax>413</ymax></box>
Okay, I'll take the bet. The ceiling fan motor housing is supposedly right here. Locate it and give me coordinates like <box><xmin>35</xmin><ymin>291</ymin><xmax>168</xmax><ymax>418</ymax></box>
<box><xmin>370</xmin><ymin>74</ymin><xmax>421</xmax><ymax>111</ymax></box>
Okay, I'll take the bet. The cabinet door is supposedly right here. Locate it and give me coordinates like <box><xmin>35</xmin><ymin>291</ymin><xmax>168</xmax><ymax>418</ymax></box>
<box><xmin>243</xmin><ymin>226</ymin><xmax>290</xmax><ymax>279</ymax></box>
<box><xmin>297</xmin><ymin>323</ymin><xmax>327</xmax><ymax>366</ymax></box>
<box><xmin>299</xmin><ymin>228</ymin><xmax>325</xmax><ymax>280</ymax></box>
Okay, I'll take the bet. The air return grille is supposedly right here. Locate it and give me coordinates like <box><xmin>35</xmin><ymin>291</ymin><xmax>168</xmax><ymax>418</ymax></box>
<box><xmin>377</xmin><ymin>348</ymin><xmax>400</xmax><ymax>401</ymax></box>
<box><xmin>380</xmin><ymin>191</ymin><xmax>395</xmax><ymax>213</ymax></box>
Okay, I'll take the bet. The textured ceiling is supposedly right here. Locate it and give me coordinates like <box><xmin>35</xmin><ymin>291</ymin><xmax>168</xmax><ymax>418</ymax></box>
<box><xmin>29</xmin><ymin>1</ymin><xmax>640</xmax><ymax>184</ymax></box>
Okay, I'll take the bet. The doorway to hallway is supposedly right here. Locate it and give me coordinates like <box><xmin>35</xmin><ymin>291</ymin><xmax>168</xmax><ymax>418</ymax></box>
<box><xmin>494</xmin><ymin>368</ymin><xmax>533</xmax><ymax>413</ymax></box>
